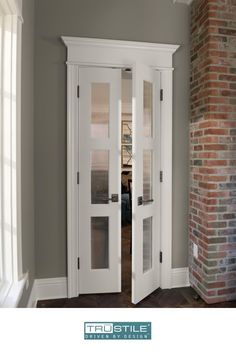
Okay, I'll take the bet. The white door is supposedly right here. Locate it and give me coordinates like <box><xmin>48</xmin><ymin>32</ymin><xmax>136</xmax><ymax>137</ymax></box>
<box><xmin>132</xmin><ymin>64</ymin><xmax>161</xmax><ymax>304</ymax></box>
<box><xmin>78</xmin><ymin>67</ymin><xmax>121</xmax><ymax>294</ymax></box>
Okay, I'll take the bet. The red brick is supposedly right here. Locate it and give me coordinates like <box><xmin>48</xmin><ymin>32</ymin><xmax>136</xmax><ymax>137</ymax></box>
<box><xmin>199</xmin><ymin>136</ymin><xmax>219</xmax><ymax>143</ymax></box>
<box><xmin>207</xmin><ymin>66</ymin><xmax>228</xmax><ymax>74</ymax></box>
<box><xmin>205</xmin><ymin>281</ymin><xmax>225</xmax><ymax>289</ymax></box>
<box><xmin>218</xmin><ymin>288</ymin><xmax>236</xmax><ymax>296</ymax></box>
<box><xmin>205</xmin><ymin>113</ymin><xmax>228</xmax><ymax>119</ymax></box>
<box><xmin>205</xmin><ymin>81</ymin><xmax>228</xmax><ymax>89</ymax></box>
<box><xmin>219</xmin><ymin>121</ymin><xmax>236</xmax><ymax>128</ymax></box>
<box><xmin>199</xmin><ymin>182</ymin><xmax>218</xmax><ymax>189</ymax></box>
<box><xmin>221</xmin><ymin>90</ymin><xmax>236</xmax><ymax>97</ymax></box>
<box><xmin>207</xmin><ymin>191</ymin><xmax>229</xmax><ymax>198</ymax></box>
<box><xmin>198</xmin><ymin>152</ymin><xmax>218</xmax><ymax>158</ymax></box>
<box><xmin>204</xmin><ymin>144</ymin><xmax>228</xmax><ymax>150</ymax></box>
<box><xmin>199</xmin><ymin>120</ymin><xmax>218</xmax><ymax>128</ymax></box>
<box><xmin>219</xmin><ymin>74</ymin><xmax>236</xmax><ymax>82</ymax></box>
<box><xmin>204</xmin><ymin>159</ymin><xmax>227</xmax><ymax>166</ymax></box>
<box><xmin>204</xmin><ymin>128</ymin><xmax>228</xmax><ymax>135</ymax></box>
<box><xmin>204</xmin><ymin>296</ymin><xmax>227</xmax><ymax>304</ymax></box>
<box><xmin>204</xmin><ymin>175</ymin><xmax>227</xmax><ymax>182</ymax></box>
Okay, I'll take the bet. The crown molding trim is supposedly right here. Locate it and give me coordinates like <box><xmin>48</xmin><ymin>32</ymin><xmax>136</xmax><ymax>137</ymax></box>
<box><xmin>62</xmin><ymin>36</ymin><xmax>179</xmax><ymax>54</ymax></box>
<box><xmin>173</xmin><ymin>0</ymin><xmax>194</xmax><ymax>5</ymax></box>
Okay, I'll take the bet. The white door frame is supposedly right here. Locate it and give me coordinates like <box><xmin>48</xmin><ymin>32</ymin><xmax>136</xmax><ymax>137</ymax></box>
<box><xmin>62</xmin><ymin>36</ymin><xmax>179</xmax><ymax>298</ymax></box>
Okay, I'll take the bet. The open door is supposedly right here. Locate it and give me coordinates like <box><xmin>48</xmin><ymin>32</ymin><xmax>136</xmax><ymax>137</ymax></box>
<box><xmin>132</xmin><ymin>64</ymin><xmax>161</xmax><ymax>304</ymax></box>
<box><xmin>78</xmin><ymin>67</ymin><xmax>121</xmax><ymax>294</ymax></box>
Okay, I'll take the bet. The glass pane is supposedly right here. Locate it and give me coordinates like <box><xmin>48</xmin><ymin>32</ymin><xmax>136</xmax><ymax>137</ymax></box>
<box><xmin>91</xmin><ymin>83</ymin><xmax>110</xmax><ymax>138</ymax></box>
<box><xmin>91</xmin><ymin>217</ymin><xmax>109</xmax><ymax>269</ymax></box>
<box><xmin>143</xmin><ymin>217</ymin><xmax>152</xmax><ymax>273</ymax></box>
<box><xmin>143</xmin><ymin>81</ymin><xmax>153</xmax><ymax>137</ymax></box>
<box><xmin>143</xmin><ymin>150</ymin><xmax>153</xmax><ymax>201</ymax></box>
<box><xmin>91</xmin><ymin>150</ymin><xmax>109</xmax><ymax>204</ymax></box>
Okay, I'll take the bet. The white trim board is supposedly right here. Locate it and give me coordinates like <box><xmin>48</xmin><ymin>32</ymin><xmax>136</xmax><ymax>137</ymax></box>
<box><xmin>0</xmin><ymin>0</ymin><xmax>24</xmax><ymax>307</ymax></box>
<box><xmin>173</xmin><ymin>0</ymin><xmax>194</xmax><ymax>4</ymax></box>
<box><xmin>171</xmin><ymin>268</ymin><xmax>190</xmax><ymax>288</ymax></box>
<box><xmin>62</xmin><ymin>37</ymin><xmax>179</xmax><ymax>53</ymax></box>
<box><xmin>26</xmin><ymin>280</ymin><xmax>37</xmax><ymax>308</ymax></box>
<box><xmin>62</xmin><ymin>36</ymin><xmax>179</xmax><ymax>69</ymax></box>
<box><xmin>1</xmin><ymin>273</ymin><xmax>28</xmax><ymax>308</ymax></box>
<box><xmin>27</xmin><ymin>278</ymin><xmax>67</xmax><ymax>308</ymax></box>
<box><xmin>26</xmin><ymin>270</ymin><xmax>189</xmax><ymax>308</ymax></box>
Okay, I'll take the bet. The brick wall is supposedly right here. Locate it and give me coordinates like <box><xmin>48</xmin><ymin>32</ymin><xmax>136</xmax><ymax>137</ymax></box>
<box><xmin>190</xmin><ymin>0</ymin><xmax>236</xmax><ymax>303</ymax></box>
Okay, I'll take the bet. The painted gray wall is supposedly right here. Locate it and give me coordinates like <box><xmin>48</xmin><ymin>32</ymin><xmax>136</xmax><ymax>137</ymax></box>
<box><xmin>34</xmin><ymin>0</ymin><xmax>190</xmax><ymax>278</ymax></box>
<box><xmin>18</xmin><ymin>0</ymin><xmax>35</xmax><ymax>307</ymax></box>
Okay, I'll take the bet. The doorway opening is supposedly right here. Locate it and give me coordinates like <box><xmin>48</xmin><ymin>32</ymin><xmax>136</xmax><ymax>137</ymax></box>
<box><xmin>121</xmin><ymin>69</ymin><xmax>132</xmax><ymax>298</ymax></box>
<box><xmin>63</xmin><ymin>36</ymin><xmax>177</xmax><ymax>304</ymax></box>
<box><xmin>77</xmin><ymin>64</ymin><xmax>162</xmax><ymax>302</ymax></box>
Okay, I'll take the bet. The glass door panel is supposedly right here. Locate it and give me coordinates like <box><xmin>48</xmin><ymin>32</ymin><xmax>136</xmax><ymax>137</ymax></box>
<box><xmin>91</xmin><ymin>150</ymin><xmax>109</xmax><ymax>204</ymax></box>
<box><xmin>143</xmin><ymin>81</ymin><xmax>153</xmax><ymax>137</ymax></box>
<box><xmin>143</xmin><ymin>217</ymin><xmax>153</xmax><ymax>273</ymax></box>
<box><xmin>143</xmin><ymin>150</ymin><xmax>153</xmax><ymax>201</ymax></box>
<box><xmin>91</xmin><ymin>83</ymin><xmax>110</xmax><ymax>138</ymax></box>
<box><xmin>91</xmin><ymin>217</ymin><xmax>109</xmax><ymax>269</ymax></box>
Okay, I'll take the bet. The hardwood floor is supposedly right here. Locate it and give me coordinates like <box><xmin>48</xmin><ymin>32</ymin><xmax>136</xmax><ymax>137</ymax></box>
<box><xmin>37</xmin><ymin>225</ymin><xmax>236</xmax><ymax>308</ymax></box>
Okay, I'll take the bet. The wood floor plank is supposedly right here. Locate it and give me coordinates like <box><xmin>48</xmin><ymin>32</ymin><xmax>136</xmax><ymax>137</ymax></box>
<box><xmin>37</xmin><ymin>226</ymin><xmax>236</xmax><ymax>308</ymax></box>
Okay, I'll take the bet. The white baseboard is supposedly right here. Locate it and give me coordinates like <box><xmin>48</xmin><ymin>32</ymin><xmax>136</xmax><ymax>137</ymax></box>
<box><xmin>171</xmin><ymin>267</ymin><xmax>190</xmax><ymax>288</ymax></box>
<box><xmin>27</xmin><ymin>277</ymin><xmax>67</xmax><ymax>308</ymax></box>
<box><xmin>27</xmin><ymin>280</ymin><xmax>37</xmax><ymax>308</ymax></box>
<box><xmin>27</xmin><ymin>269</ymin><xmax>189</xmax><ymax>307</ymax></box>
<box><xmin>36</xmin><ymin>277</ymin><xmax>67</xmax><ymax>300</ymax></box>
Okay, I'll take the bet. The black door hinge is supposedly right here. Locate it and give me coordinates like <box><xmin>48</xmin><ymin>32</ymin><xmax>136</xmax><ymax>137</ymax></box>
<box><xmin>77</xmin><ymin>257</ymin><xmax>80</xmax><ymax>269</ymax></box>
<box><xmin>160</xmin><ymin>89</ymin><xmax>163</xmax><ymax>102</ymax></box>
<box><xmin>77</xmin><ymin>172</ymin><xmax>79</xmax><ymax>184</ymax></box>
<box><xmin>160</xmin><ymin>171</ymin><xmax>163</xmax><ymax>183</ymax></box>
<box><xmin>77</xmin><ymin>85</ymin><xmax>80</xmax><ymax>98</ymax></box>
<box><xmin>160</xmin><ymin>251</ymin><xmax>163</xmax><ymax>264</ymax></box>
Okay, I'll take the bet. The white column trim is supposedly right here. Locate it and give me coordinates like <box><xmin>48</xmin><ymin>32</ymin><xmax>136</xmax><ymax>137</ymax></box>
<box><xmin>160</xmin><ymin>69</ymin><xmax>173</xmax><ymax>289</ymax></box>
<box><xmin>66</xmin><ymin>64</ymin><xmax>79</xmax><ymax>298</ymax></box>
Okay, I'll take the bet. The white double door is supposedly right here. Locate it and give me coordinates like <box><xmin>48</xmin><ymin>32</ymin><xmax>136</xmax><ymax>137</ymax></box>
<box><xmin>78</xmin><ymin>65</ymin><xmax>161</xmax><ymax>304</ymax></box>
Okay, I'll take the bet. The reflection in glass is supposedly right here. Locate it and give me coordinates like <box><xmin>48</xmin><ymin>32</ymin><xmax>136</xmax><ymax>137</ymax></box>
<box><xmin>91</xmin><ymin>83</ymin><xmax>110</xmax><ymax>138</ymax></box>
<box><xmin>91</xmin><ymin>217</ymin><xmax>109</xmax><ymax>269</ymax></box>
<box><xmin>91</xmin><ymin>150</ymin><xmax>109</xmax><ymax>204</ymax></box>
<box><xmin>143</xmin><ymin>81</ymin><xmax>153</xmax><ymax>137</ymax></box>
<box><xmin>122</xmin><ymin>145</ymin><xmax>132</xmax><ymax>167</ymax></box>
<box><xmin>143</xmin><ymin>217</ymin><xmax>152</xmax><ymax>273</ymax></box>
<box><xmin>143</xmin><ymin>150</ymin><xmax>153</xmax><ymax>201</ymax></box>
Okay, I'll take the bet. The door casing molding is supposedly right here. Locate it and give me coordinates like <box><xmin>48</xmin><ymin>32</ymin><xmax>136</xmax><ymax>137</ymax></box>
<box><xmin>62</xmin><ymin>36</ymin><xmax>179</xmax><ymax>298</ymax></box>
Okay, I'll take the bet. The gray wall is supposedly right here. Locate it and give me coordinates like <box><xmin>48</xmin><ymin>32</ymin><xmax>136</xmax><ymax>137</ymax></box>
<box><xmin>35</xmin><ymin>0</ymin><xmax>190</xmax><ymax>278</ymax></box>
<box><xmin>18</xmin><ymin>0</ymin><xmax>35</xmax><ymax>307</ymax></box>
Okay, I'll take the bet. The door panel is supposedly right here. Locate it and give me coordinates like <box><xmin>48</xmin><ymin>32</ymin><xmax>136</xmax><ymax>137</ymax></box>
<box><xmin>79</xmin><ymin>68</ymin><xmax>121</xmax><ymax>294</ymax></box>
<box><xmin>132</xmin><ymin>64</ymin><xmax>161</xmax><ymax>304</ymax></box>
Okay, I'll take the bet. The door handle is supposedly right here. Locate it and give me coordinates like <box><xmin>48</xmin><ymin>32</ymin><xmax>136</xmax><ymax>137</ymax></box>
<box><xmin>102</xmin><ymin>194</ymin><xmax>119</xmax><ymax>203</ymax></box>
<box><xmin>138</xmin><ymin>196</ymin><xmax>154</xmax><ymax>206</ymax></box>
